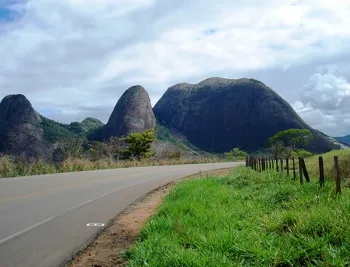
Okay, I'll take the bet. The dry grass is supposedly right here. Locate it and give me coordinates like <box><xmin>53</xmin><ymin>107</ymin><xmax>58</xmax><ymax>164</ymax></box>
<box><xmin>0</xmin><ymin>156</ymin><xmax>222</xmax><ymax>178</ymax></box>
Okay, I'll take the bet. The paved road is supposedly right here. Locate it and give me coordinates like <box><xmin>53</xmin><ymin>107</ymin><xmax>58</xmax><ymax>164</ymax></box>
<box><xmin>0</xmin><ymin>162</ymin><xmax>241</xmax><ymax>267</ymax></box>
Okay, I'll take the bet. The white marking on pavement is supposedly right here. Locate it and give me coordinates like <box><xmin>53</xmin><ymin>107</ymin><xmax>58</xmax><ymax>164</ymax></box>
<box><xmin>86</xmin><ymin>223</ymin><xmax>105</xmax><ymax>227</ymax></box>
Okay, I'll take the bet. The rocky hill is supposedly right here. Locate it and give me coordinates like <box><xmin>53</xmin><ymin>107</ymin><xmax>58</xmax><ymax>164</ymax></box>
<box><xmin>94</xmin><ymin>85</ymin><xmax>156</xmax><ymax>141</ymax></box>
<box><xmin>334</xmin><ymin>135</ymin><xmax>350</xmax><ymax>146</ymax></box>
<box><xmin>154</xmin><ymin>77</ymin><xmax>338</xmax><ymax>153</ymax></box>
<box><xmin>0</xmin><ymin>94</ymin><xmax>53</xmax><ymax>161</ymax></box>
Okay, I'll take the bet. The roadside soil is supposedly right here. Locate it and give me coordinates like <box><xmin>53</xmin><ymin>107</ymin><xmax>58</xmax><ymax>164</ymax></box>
<box><xmin>67</xmin><ymin>168</ymin><xmax>232</xmax><ymax>267</ymax></box>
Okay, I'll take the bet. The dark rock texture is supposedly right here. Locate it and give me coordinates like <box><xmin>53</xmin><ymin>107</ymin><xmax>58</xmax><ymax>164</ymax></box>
<box><xmin>97</xmin><ymin>85</ymin><xmax>156</xmax><ymax>140</ymax></box>
<box><xmin>0</xmin><ymin>94</ymin><xmax>53</xmax><ymax>160</ymax></box>
<box><xmin>154</xmin><ymin>77</ymin><xmax>338</xmax><ymax>153</ymax></box>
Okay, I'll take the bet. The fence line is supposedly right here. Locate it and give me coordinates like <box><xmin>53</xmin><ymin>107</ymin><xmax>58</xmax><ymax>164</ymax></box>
<box><xmin>245</xmin><ymin>155</ymin><xmax>342</xmax><ymax>194</ymax></box>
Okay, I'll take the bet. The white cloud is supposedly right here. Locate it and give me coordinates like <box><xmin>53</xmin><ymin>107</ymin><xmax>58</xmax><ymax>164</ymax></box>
<box><xmin>301</xmin><ymin>73</ymin><xmax>350</xmax><ymax>110</ymax></box>
<box><xmin>0</xmin><ymin>0</ymin><xmax>350</xmax><ymax>136</ymax></box>
<box><xmin>297</xmin><ymin>72</ymin><xmax>350</xmax><ymax>136</ymax></box>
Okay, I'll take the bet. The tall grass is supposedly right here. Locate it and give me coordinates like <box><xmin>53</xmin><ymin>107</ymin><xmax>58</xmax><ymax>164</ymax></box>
<box><xmin>305</xmin><ymin>150</ymin><xmax>350</xmax><ymax>182</ymax></box>
<box><xmin>0</xmin><ymin>156</ymin><xmax>221</xmax><ymax>178</ymax></box>
<box><xmin>126</xmin><ymin>167</ymin><xmax>350</xmax><ymax>266</ymax></box>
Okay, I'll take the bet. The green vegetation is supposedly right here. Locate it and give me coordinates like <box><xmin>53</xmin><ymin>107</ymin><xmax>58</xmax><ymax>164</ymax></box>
<box><xmin>225</xmin><ymin>148</ymin><xmax>248</xmax><ymax>161</ymax></box>
<box><xmin>127</xmin><ymin>167</ymin><xmax>350</xmax><ymax>266</ymax></box>
<box><xmin>121</xmin><ymin>129</ymin><xmax>156</xmax><ymax>160</ymax></box>
<box><xmin>266</xmin><ymin>129</ymin><xmax>314</xmax><ymax>149</ymax></box>
<box><xmin>40</xmin><ymin>116</ymin><xmax>103</xmax><ymax>142</ymax></box>
<box><xmin>40</xmin><ymin>116</ymin><xmax>78</xmax><ymax>142</ymax></box>
<box><xmin>156</xmin><ymin>124</ymin><xmax>199</xmax><ymax>152</ymax></box>
<box><xmin>0</xmin><ymin>156</ymin><xmax>219</xmax><ymax>178</ymax></box>
<box><xmin>68</xmin><ymin>117</ymin><xmax>104</xmax><ymax>135</ymax></box>
<box><xmin>264</xmin><ymin>129</ymin><xmax>315</xmax><ymax>159</ymax></box>
<box><xmin>305</xmin><ymin>150</ymin><xmax>350</xmax><ymax>182</ymax></box>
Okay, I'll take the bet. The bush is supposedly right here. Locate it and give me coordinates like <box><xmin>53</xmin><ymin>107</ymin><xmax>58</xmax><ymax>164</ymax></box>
<box><xmin>225</xmin><ymin>148</ymin><xmax>248</xmax><ymax>161</ymax></box>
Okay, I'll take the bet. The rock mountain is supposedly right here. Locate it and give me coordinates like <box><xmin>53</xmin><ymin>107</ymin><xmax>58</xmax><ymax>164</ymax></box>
<box><xmin>95</xmin><ymin>85</ymin><xmax>156</xmax><ymax>141</ymax></box>
<box><xmin>154</xmin><ymin>77</ymin><xmax>337</xmax><ymax>153</ymax></box>
<box><xmin>0</xmin><ymin>78</ymin><xmax>339</xmax><ymax>160</ymax></box>
<box><xmin>0</xmin><ymin>94</ymin><xmax>53</xmax><ymax>160</ymax></box>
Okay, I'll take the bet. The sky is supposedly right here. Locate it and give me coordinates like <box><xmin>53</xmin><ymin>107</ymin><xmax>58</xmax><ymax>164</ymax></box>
<box><xmin>0</xmin><ymin>0</ymin><xmax>350</xmax><ymax>137</ymax></box>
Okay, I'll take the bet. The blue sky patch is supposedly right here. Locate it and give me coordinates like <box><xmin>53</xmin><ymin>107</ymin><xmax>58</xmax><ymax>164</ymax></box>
<box><xmin>0</xmin><ymin>7</ymin><xmax>13</xmax><ymax>21</ymax></box>
<box><xmin>0</xmin><ymin>0</ymin><xmax>25</xmax><ymax>22</ymax></box>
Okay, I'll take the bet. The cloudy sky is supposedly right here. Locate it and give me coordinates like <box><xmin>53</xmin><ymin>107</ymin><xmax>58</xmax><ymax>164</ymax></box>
<box><xmin>0</xmin><ymin>0</ymin><xmax>350</xmax><ymax>137</ymax></box>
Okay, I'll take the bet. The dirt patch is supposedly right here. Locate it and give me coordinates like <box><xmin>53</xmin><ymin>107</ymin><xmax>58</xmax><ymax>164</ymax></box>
<box><xmin>67</xmin><ymin>168</ymin><xmax>232</xmax><ymax>267</ymax></box>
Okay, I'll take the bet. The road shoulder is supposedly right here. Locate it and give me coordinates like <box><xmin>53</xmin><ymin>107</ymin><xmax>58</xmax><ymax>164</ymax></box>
<box><xmin>67</xmin><ymin>168</ymin><xmax>232</xmax><ymax>267</ymax></box>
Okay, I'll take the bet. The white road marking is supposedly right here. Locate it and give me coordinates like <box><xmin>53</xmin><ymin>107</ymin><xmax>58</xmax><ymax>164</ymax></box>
<box><xmin>0</xmin><ymin>216</ymin><xmax>55</xmax><ymax>246</ymax></box>
<box><xmin>86</xmin><ymin>223</ymin><xmax>105</xmax><ymax>227</ymax></box>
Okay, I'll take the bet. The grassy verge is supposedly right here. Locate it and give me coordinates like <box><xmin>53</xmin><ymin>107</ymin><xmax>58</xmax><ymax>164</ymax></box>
<box><xmin>0</xmin><ymin>156</ymin><xmax>222</xmax><ymax>178</ymax></box>
<box><xmin>126</xmin><ymin>167</ymin><xmax>350</xmax><ymax>266</ymax></box>
<box><xmin>305</xmin><ymin>150</ymin><xmax>350</xmax><ymax>182</ymax></box>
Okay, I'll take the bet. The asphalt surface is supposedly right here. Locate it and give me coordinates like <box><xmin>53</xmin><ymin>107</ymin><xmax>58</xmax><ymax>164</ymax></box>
<box><xmin>0</xmin><ymin>162</ymin><xmax>241</xmax><ymax>267</ymax></box>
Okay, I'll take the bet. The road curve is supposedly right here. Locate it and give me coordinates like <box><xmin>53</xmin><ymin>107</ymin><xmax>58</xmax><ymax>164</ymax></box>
<box><xmin>0</xmin><ymin>162</ymin><xmax>241</xmax><ymax>267</ymax></box>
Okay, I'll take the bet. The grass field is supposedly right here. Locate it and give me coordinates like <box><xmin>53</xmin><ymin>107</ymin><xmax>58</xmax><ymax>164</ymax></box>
<box><xmin>305</xmin><ymin>150</ymin><xmax>350</xmax><ymax>183</ymax></box>
<box><xmin>126</xmin><ymin>167</ymin><xmax>350</xmax><ymax>266</ymax></box>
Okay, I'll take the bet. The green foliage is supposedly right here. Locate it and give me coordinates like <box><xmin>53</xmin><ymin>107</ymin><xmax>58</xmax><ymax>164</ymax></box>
<box><xmin>121</xmin><ymin>130</ymin><xmax>156</xmax><ymax>160</ymax></box>
<box><xmin>53</xmin><ymin>138</ymin><xmax>85</xmax><ymax>161</ymax></box>
<box><xmin>225</xmin><ymin>148</ymin><xmax>247</xmax><ymax>160</ymax></box>
<box><xmin>87</xmin><ymin>137</ymin><xmax>121</xmax><ymax>161</ymax></box>
<box><xmin>291</xmin><ymin>149</ymin><xmax>314</xmax><ymax>158</ymax></box>
<box><xmin>127</xmin><ymin>167</ymin><xmax>350</xmax><ymax>266</ymax></box>
<box><xmin>266</xmin><ymin>128</ymin><xmax>314</xmax><ymax>149</ymax></box>
<box><xmin>40</xmin><ymin>116</ymin><xmax>78</xmax><ymax>142</ymax></box>
<box><xmin>267</xmin><ymin>141</ymin><xmax>288</xmax><ymax>159</ymax></box>
<box><xmin>40</xmin><ymin>116</ymin><xmax>103</xmax><ymax>143</ymax></box>
<box><xmin>68</xmin><ymin>117</ymin><xmax>104</xmax><ymax>135</ymax></box>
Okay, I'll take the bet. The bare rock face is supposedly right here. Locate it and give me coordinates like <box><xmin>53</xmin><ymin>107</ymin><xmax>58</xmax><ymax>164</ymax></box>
<box><xmin>98</xmin><ymin>85</ymin><xmax>156</xmax><ymax>140</ymax></box>
<box><xmin>0</xmin><ymin>94</ymin><xmax>52</xmax><ymax>161</ymax></box>
<box><xmin>153</xmin><ymin>77</ymin><xmax>338</xmax><ymax>153</ymax></box>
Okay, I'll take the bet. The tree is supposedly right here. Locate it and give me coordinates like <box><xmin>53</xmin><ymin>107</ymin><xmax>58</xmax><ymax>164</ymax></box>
<box><xmin>121</xmin><ymin>129</ymin><xmax>156</xmax><ymax>160</ymax></box>
<box><xmin>225</xmin><ymin>148</ymin><xmax>248</xmax><ymax>161</ymax></box>
<box><xmin>268</xmin><ymin>141</ymin><xmax>288</xmax><ymax>159</ymax></box>
<box><xmin>265</xmin><ymin>129</ymin><xmax>314</xmax><ymax>149</ymax></box>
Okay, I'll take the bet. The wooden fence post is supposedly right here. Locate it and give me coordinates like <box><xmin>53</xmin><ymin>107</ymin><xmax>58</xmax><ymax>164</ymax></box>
<box><xmin>301</xmin><ymin>158</ymin><xmax>310</xmax><ymax>183</ymax></box>
<box><xmin>334</xmin><ymin>156</ymin><xmax>341</xmax><ymax>194</ymax></box>
<box><xmin>259</xmin><ymin>158</ymin><xmax>262</xmax><ymax>172</ymax></box>
<box><xmin>292</xmin><ymin>157</ymin><xmax>296</xmax><ymax>180</ymax></box>
<box><xmin>254</xmin><ymin>158</ymin><xmax>257</xmax><ymax>171</ymax></box>
<box><xmin>246</xmin><ymin>156</ymin><xmax>249</xmax><ymax>167</ymax></box>
<box><xmin>263</xmin><ymin>158</ymin><xmax>266</xmax><ymax>171</ymax></box>
<box><xmin>286</xmin><ymin>158</ymin><xmax>289</xmax><ymax>176</ymax></box>
<box><xmin>299</xmin><ymin>157</ymin><xmax>303</xmax><ymax>184</ymax></box>
<box><xmin>319</xmin><ymin>156</ymin><xmax>324</xmax><ymax>187</ymax></box>
<box><xmin>280</xmin><ymin>158</ymin><xmax>283</xmax><ymax>173</ymax></box>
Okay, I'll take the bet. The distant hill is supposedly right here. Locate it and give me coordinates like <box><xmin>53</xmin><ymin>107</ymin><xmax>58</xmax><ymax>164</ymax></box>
<box><xmin>334</xmin><ymin>135</ymin><xmax>350</xmax><ymax>145</ymax></box>
<box><xmin>154</xmin><ymin>77</ymin><xmax>338</xmax><ymax>153</ymax></box>
<box><xmin>39</xmin><ymin>116</ymin><xmax>103</xmax><ymax>142</ymax></box>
